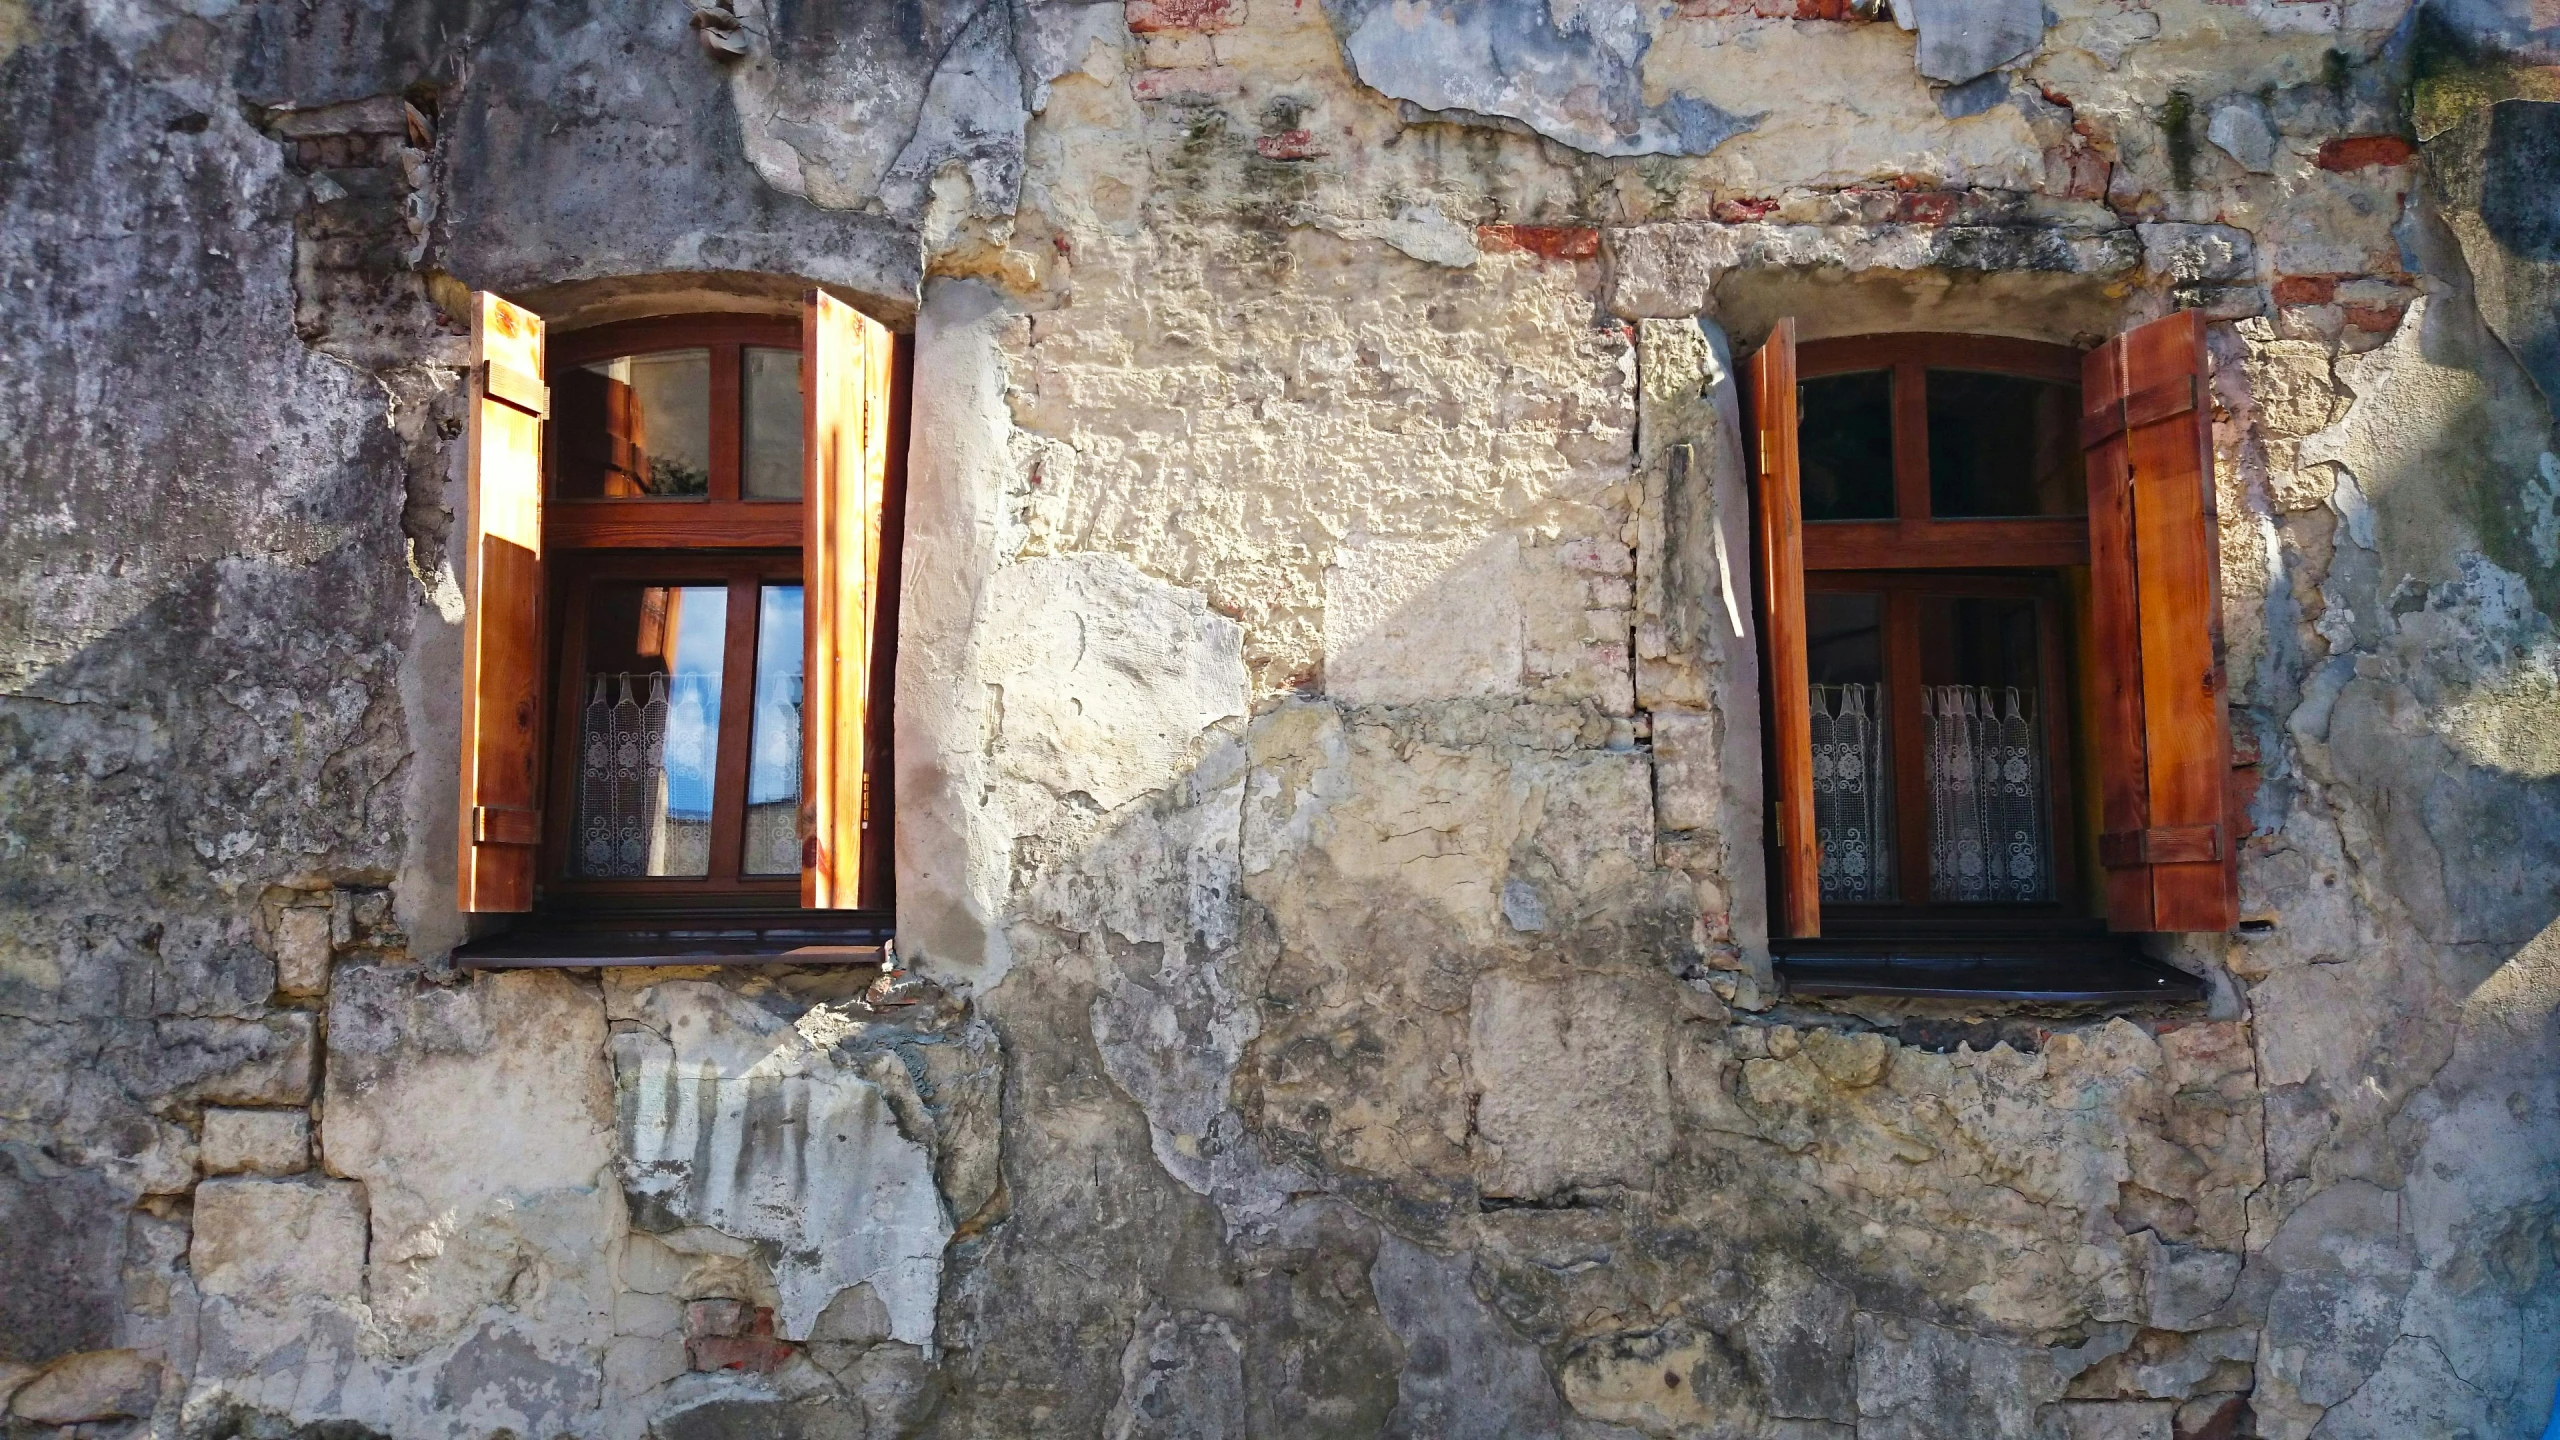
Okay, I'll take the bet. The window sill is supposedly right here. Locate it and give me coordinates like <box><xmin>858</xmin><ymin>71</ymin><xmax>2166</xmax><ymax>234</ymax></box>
<box><xmin>1773</xmin><ymin>932</ymin><xmax>2204</xmax><ymax>1004</ymax></box>
<box><xmin>454</xmin><ymin>910</ymin><xmax>894</xmax><ymax>969</ymax></box>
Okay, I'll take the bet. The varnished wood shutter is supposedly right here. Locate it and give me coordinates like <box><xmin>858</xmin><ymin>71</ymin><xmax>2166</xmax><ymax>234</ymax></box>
<box><xmin>2080</xmin><ymin>310</ymin><xmax>2240</xmax><ymax>932</ymax></box>
<box><xmin>457</xmin><ymin>292</ymin><xmax>549</xmax><ymax>913</ymax></box>
<box><xmin>1749</xmin><ymin>319</ymin><xmax>1821</xmax><ymax>939</ymax></box>
<box><xmin>801</xmin><ymin>291</ymin><xmax>894</xmax><ymax>908</ymax></box>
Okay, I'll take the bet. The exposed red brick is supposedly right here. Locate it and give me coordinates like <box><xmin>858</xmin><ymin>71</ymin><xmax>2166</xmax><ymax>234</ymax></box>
<box><xmin>2315</xmin><ymin>135</ymin><xmax>2416</xmax><ymax>170</ymax></box>
<box><xmin>1894</xmin><ymin>190</ymin><xmax>1960</xmax><ymax>225</ymax></box>
<box><xmin>1713</xmin><ymin>195</ymin><xmax>1779</xmax><ymax>222</ymax></box>
<box><xmin>1476</xmin><ymin>223</ymin><xmax>1602</xmax><ymax>260</ymax></box>
<box><xmin>1131</xmin><ymin>65</ymin><xmax>1240</xmax><ymax>103</ymax></box>
<box><xmin>1254</xmin><ymin>129</ymin><xmax>1326</xmax><ymax>160</ymax></box>
<box><xmin>2271</xmin><ymin>274</ymin><xmax>2339</xmax><ymax>306</ymax></box>
<box><xmin>690</xmin><ymin>1337</ymin><xmax>796</xmax><ymax>1374</ymax></box>
<box><xmin>2045</xmin><ymin>146</ymin><xmax>2109</xmax><ymax>201</ymax></box>
<box><xmin>683</xmin><ymin>1298</ymin><xmax>755</xmax><ymax>1340</ymax></box>
<box><xmin>1126</xmin><ymin>0</ymin><xmax>1242</xmax><ymax>32</ymax></box>
<box><xmin>2343</xmin><ymin>301</ymin><xmax>2407</xmax><ymax>332</ymax></box>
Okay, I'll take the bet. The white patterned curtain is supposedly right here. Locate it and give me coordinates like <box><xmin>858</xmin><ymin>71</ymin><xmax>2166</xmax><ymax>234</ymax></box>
<box><xmin>578</xmin><ymin>672</ymin><xmax>670</xmax><ymax>877</ymax></box>
<box><xmin>1923</xmin><ymin>685</ymin><xmax>2049</xmax><ymax>903</ymax></box>
<box><xmin>1810</xmin><ymin>683</ymin><xmax>1893</xmax><ymax>903</ymax></box>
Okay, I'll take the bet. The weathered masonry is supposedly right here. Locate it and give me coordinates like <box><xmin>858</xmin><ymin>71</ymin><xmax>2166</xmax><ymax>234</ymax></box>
<box><xmin>3</xmin><ymin>0</ymin><xmax>2557</xmax><ymax>1436</ymax></box>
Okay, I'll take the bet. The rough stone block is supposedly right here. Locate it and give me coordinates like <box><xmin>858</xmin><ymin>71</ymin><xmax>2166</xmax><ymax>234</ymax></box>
<box><xmin>1469</xmin><ymin>973</ymin><xmax>1673</xmax><ymax>1199</ymax></box>
<box><xmin>175</xmin><ymin>1012</ymin><xmax>317</xmax><ymax>1106</ymax></box>
<box><xmin>9</xmin><ymin>1350</ymin><xmax>159</xmax><ymax>1424</ymax></box>
<box><xmin>1651</xmin><ymin>707</ymin><xmax>1721</xmax><ymax>833</ymax></box>
<box><xmin>270</xmin><ymin>904</ymin><xmax>333</xmax><ymax>997</ymax></box>
<box><xmin>199</xmin><ymin>1108</ymin><xmax>309</xmax><ymax>1176</ymax></box>
<box><xmin>191</xmin><ymin>1178</ymin><xmax>366</xmax><ymax>1302</ymax></box>
<box><xmin>2059</xmin><ymin>1400</ymin><xmax>2175</xmax><ymax>1440</ymax></box>
<box><xmin>0</xmin><ymin>1143</ymin><xmax>124</xmax><ymax>1363</ymax></box>
<box><xmin>2138</xmin><ymin>223</ymin><xmax>2256</xmax><ymax>283</ymax></box>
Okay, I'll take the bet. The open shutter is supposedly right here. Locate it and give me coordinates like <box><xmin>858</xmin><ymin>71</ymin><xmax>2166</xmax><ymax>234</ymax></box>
<box><xmin>801</xmin><ymin>291</ymin><xmax>894</xmax><ymax>908</ymax></box>
<box><xmin>1749</xmin><ymin>319</ymin><xmax>1821</xmax><ymax>939</ymax></box>
<box><xmin>457</xmin><ymin>292</ymin><xmax>549</xmax><ymax>912</ymax></box>
<box><xmin>2080</xmin><ymin>310</ymin><xmax>2240</xmax><ymax>932</ymax></box>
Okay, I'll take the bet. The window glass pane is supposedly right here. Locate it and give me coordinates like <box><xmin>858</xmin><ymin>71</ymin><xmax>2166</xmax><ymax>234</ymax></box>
<box><xmin>742</xmin><ymin>348</ymin><xmax>805</xmax><ymax>500</ymax></box>
<box><xmin>1798</xmin><ymin>370</ymin><xmax>1896</xmax><ymax>521</ymax></box>
<box><xmin>575</xmin><ymin>584</ymin><xmax>728</xmax><ymax>877</ymax></box>
<box><xmin>554</xmin><ymin>349</ymin><xmax>712</xmax><ymax>498</ymax></box>
<box><xmin>1926</xmin><ymin>370</ymin><xmax>2086</xmax><ymax>518</ymax></box>
<box><xmin>743</xmin><ymin>585</ymin><xmax>805</xmax><ymax>876</ymax></box>
<box><xmin>1806</xmin><ymin>592</ymin><xmax>1895</xmax><ymax>904</ymax></box>
<box><xmin>1917</xmin><ymin>595</ymin><xmax>2052</xmax><ymax>902</ymax></box>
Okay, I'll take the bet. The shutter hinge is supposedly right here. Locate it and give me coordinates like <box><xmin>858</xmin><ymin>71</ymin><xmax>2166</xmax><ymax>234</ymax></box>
<box><xmin>2099</xmin><ymin>824</ymin><xmax>2221</xmax><ymax>867</ymax></box>
<box><xmin>472</xmin><ymin>804</ymin><xmax>543</xmax><ymax>847</ymax></box>
<box><xmin>481</xmin><ymin>360</ymin><xmax>551</xmax><ymax>419</ymax></box>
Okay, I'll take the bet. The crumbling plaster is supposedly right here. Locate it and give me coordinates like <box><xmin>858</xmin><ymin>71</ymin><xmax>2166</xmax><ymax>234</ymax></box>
<box><xmin>3</xmin><ymin>0</ymin><xmax>2558</xmax><ymax>1437</ymax></box>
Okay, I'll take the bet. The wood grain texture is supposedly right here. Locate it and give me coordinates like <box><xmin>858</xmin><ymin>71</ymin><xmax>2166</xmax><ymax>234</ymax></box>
<box><xmin>1801</xmin><ymin>518</ymin><xmax>2090</xmax><ymax>570</ymax></box>
<box><xmin>458</xmin><ymin>292</ymin><xmax>548</xmax><ymax>912</ymax></box>
<box><xmin>1751</xmin><ymin>319</ymin><xmax>1822</xmax><ymax>939</ymax></box>
<box><xmin>2080</xmin><ymin>310</ymin><xmax>2239</xmax><ymax>933</ymax></box>
<box><xmin>801</xmin><ymin>291</ymin><xmax>892</xmax><ymax>909</ymax></box>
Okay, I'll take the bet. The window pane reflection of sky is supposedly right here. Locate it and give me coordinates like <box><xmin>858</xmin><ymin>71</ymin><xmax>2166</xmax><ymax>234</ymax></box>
<box><xmin>744</xmin><ymin>585</ymin><xmax>805</xmax><ymax>876</ymax></box>
<box><xmin>659</xmin><ymin>587</ymin><xmax>729</xmax><ymax>825</ymax></box>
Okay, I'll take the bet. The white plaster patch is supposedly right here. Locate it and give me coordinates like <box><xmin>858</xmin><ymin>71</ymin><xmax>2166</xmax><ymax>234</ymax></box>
<box><xmin>1323</xmin><ymin>531</ymin><xmax>1525</xmax><ymax>705</ymax></box>
<box><xmin>981</xmin><ymin>551</ymin><xmax>1248</xmax><ymax>810</ymax></box>
<box><xmin>612</xmin><ymin>982</ymin><xmax>948</xmax><ymax>1349</ymax></box>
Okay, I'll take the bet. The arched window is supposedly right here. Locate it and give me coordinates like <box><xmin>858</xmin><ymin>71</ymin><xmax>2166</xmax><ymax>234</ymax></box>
<box><xmin>451</xmin><ymin>292</ymin><xmax>906</xmax><ymax>964</ymax></box>
<box><xmin>1749</xmin><ymin>316</ymin><xmax>2238</xmax><ymax>999</ymax></box>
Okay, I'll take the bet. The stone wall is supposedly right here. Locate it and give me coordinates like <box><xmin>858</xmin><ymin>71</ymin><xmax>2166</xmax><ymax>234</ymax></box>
<box><xmin>2</xmin><ymin>0</ymin><xmax>2556</xmax><ymax>1437</ymax></box>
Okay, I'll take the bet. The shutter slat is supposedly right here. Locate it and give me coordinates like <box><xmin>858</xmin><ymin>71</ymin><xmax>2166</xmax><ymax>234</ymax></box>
<box><xmin>2080</xmin><ymin>310</ymin><xmax>2240</xmax><ymax>933</ymax></box>
<box><xmin>802</xmin><ymin>292</ymin><xmax>894</xmax><ymax>909</ymax></box>
<box><xmin>457</xmin><ymin>293</ymin><xmax>548</xmax><ymax>913</ymax></box>
<box><xmin>1749</xmin><ymin>319</ymin><xmax>1822</xmax><ymax>939</ymax></box>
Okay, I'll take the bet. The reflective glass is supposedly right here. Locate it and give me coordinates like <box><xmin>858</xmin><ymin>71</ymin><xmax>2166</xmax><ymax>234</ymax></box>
<box><xmin>1798</xmin><ymin>370</ymin><xmax>1896</xmax><ymax>521</ymax></box>
<box><xmin>554</xmin><ymin>349</ymin><xmax>712</xmax><ymax>498</ymax></box>
<box><xmin>742</xmin><ymin>348</ymin><xmax>805</xmax><ymax>500</ymax></box>
<box><xmin>1926</xmin><ymin>370</ymin><xmax>2085</xmax><ymax>518</ymax></box>
<box><xmin>1916</xmin><ymin>595</ymin><xmax>2051</xmax><ymax>902</ymax></box>
<box><xmin>574</xmin><ymin>584</ymin><xmax>729</xmax><ymax>877</ymax></box>
<box><xmin>1805</xmin><ymin>592</ymin><xmax>1894</xmax><ymax>903</ymax></box>
<box><xmin>742</xmin><ymin>585</ymin><xmax>805</xmax><ymax>876</ymax></box>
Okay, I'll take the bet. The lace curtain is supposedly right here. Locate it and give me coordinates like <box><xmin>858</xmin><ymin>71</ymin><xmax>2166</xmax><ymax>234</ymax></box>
<box><xmin>1923</xmin><ymin>685</ymin><xmax>2049</xmax><ymax>903</ymax></box>
<box><xmin>1810</xmin><ymin>683</ymin><xmax>1892</xmax><ymax>903</ymax></box>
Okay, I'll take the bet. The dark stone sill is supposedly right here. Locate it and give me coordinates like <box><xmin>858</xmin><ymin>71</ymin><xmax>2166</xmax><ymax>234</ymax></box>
<box><xmin>454</xmin><ymin>908</ymin><xmax>895</xmax><ymax>969</ymax></box>
<box><xmin>1773</xmin><ymin>927</ymin><xmax>2207</xmax><ymax>1004</ymax></box>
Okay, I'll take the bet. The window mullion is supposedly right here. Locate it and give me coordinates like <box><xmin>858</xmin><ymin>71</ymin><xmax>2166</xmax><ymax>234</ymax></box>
<box><xmin>709</xmin><ymin>343</ymin><xmax>743</xmax><ymax>503</ymax></box>
<box><xmin>1884</xmin><ymin>589</ymin><xmax>1932</xmax><ymax>906</ymax></box>
<box><xmin>1891</xmin><ymin>361</ymin><xmax>1931</xmax><ymax>526</ymax></box>
<box><xmin>704</xmin><ymin>572</ymin><xmax>760</xmax><ymax>882</ymax></box>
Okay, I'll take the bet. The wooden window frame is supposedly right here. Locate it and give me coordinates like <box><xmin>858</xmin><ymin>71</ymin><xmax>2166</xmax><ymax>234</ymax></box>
<box><xmin>454</xmin><ymin>299</ymin><xmax>910</xmax><ymax>966</ymax></box>
<box><xmin>1753</xmin><ymin>325</ymin><xmax>2219</xmax><ymax>1001</ymax></box>
<box><xmin>1801</xmin><ymin>569</ymin><xmax>2085</xmax><ymax>926</ymax></box>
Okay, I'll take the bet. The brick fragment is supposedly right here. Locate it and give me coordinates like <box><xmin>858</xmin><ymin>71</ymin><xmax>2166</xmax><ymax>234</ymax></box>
<box><xmin>2314</xmin><ymin>135</ymin><xmax>2416</xmax><ymax>170</ymax></box>
<box><xmin>2271</xmin><ymin>274</ymin><xmax>2339</xmax><ymax>306</ymax></box>
<box><xmin>1126</xmin><ymin>0</ymin><xmax>1241</xmax><ymax>32</ymax></box>
<box><xmin>2342</xmin><ymin>302</ymin><xmax>2406</xmax><ymax>333</ymax></box>
<box><xmin>1132</xmin><ymin>66</ymin><xmax>1240</xmax><ymax>103</ymax></box>
<box><xmin>1254</xmin><ymin>129</ymin><xmax>1326</xmax><ymax>161</ymax></box>
<box><xmin>684</xmin><ymin>1301</ymin><xmax>795</xmax><ymax>1373</ymax></box>
<box><xmin>1475</xmin><ymin>223</ymin><xmax>1601</xmax><ymax>260</ymax></box>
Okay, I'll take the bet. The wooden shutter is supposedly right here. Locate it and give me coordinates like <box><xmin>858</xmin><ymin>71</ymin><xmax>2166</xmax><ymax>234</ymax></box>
<box><xmin>1749</xmin><ymin>319</ymin><xmax>1821</xmax><ymax>939</ymax></box>
<box><xmin>2080</xmin><ymin>310</ymin><xmax>2239</xmax><ymax>932</ymax></box>
<box><xmin>801</xmin><ymin>291</ymin><xmax>894</xmax><ymax>908</ymax></box>
<box><xmin>457</xmin><ymin>292</ymin><xmax>549</xmax><ymax>913</ymax></box>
